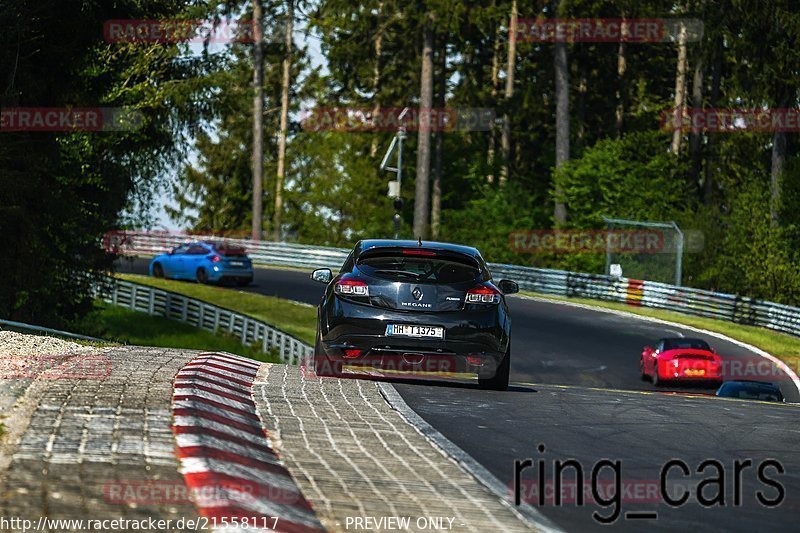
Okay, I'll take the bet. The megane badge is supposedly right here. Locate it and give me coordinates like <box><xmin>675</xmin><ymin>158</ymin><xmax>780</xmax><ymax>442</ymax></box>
<box><xmin>412</xmin><ymin>287</ymin><xmax>423</xmax><ymax>300</ymax></box>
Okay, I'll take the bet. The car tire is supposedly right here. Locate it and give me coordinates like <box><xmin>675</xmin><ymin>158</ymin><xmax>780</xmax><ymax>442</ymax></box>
<box><xmin>479</xmin><ymin>345</ymin><xmax>510</xmax><ymax>391</ymax></box>
<box><xmin>313</xmin><ymin>328</ymin><xmax>341</xmax><ymax>377</ymax></box>
<box><xmin>152</xmin><ymin>263</ymin><xmax>164</xmax><ymax>278</ymax></box>
<box><xmin>640</xmin><ymin>360</ymin><xmax>649</xmax><ymax>381</ymax></box>
<box><xmin>196</xmin><ymin>267</ymin><xmax>209</xmax><ymax>284</ymax></box>
<box><xmin>652</xmin><ymin>365</ymin><xmax>662</xmax><ymax>387</ymax></box>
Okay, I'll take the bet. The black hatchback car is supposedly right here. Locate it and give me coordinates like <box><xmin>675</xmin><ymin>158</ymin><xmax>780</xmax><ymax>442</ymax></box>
<box><xmin>716</xmin><ymin>380</ymin><xmax>785</xmax><ymax>403</ymax></box>
<box><xmin>310</xmin><ymin>239</ymin><xmax>518</xmax><ymax>390</ymax></box>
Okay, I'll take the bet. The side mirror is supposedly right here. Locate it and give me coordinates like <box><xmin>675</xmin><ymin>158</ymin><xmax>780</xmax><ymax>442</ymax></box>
<box><xmin>311</xmin><ymin>268</ymin><xmax>333</xmax><ymax>284</ymax></box>
<box><xmin>498</xmin><ymin>279</ymin><xmax>519</xmax><ymax>295</ymax></box>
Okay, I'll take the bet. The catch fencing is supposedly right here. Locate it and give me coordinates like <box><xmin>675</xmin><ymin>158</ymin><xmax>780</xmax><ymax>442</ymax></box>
<box><xmin>106</xmin><ymin>231</ymin><xmax>800</xmax><ymax>338</ymax></box>
<box><xmin>97</xmin><ymin>277</ymin><xmax>312</xmax><ymax>364</ymax></box>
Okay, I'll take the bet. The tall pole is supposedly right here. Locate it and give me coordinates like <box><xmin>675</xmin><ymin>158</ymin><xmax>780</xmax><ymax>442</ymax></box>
<box><xmin>381</xmin><ymin>108</ymin><xmax>409</xmax><ymax>240</ymax></box>
<box><xmin>553</xmin><ymin>0</ymin><xmax>569</xmax><ymax>225</ymax></box>
<box><xmin>250</xmin><ymin>0</ymin><xmax>264</xmax><ymax>241</ymax></box>
<box><xmin>500</xmin><ymin>0</ymin><xmax>517</xmax><ymax>184</ymax></box>
<box><xmin>413</xmin><ymin>13</ymin><xmax>435</xmax><ymax>241</ymax></box>
<box><xmin>273</xmin><ymin>0</ymin><xmax>294</xmax><ymax>242</ymax></box>
<box><xmin>670</xmin><ymin>21</ymin><xmax>688</xmax><ymax>155</ymax></box>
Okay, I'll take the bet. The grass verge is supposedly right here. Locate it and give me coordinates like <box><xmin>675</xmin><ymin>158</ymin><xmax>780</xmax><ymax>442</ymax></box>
<box><xmin>114</xmin><ymin>273</ymin><xmax>316</xmax><ymax>345</ymax></box>
<box><xmin>71</xmin><ymin>302</ymin><xmax>281</xmax><ymax>362</ymax></box>
<box><xmin>521</xmin><ymin>291</ymin><xmax>800</xmax><ymax>373</ymax></box>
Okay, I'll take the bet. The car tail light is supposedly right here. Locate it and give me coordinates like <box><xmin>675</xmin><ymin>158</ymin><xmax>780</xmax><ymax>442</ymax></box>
<box><xmin>335</xmin><ymin>278</ymin><xmax>369</xmax><ymax>296</ymax></box>
<box><xmin>210</xmin><ymin>255</ymin><xmax>222</xmax><ymax>263</ymax></box>
<box><xmin>466</xmin><ymin>285</ymin><xmax>501</xmax><ymax>304</ymax></box>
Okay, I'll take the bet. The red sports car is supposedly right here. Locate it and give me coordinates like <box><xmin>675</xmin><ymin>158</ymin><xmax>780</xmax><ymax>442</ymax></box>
<box><xmin>640</xmin><ymin>337</ymin><xmax>723</xmax><ymax>386</ymax></box>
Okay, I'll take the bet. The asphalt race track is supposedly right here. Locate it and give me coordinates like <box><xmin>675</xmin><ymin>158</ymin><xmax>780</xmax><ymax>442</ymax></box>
<box><xmin>118</xmin><ymin>257</ymin><xmax>800</xmax><ymax>531</ymax></box>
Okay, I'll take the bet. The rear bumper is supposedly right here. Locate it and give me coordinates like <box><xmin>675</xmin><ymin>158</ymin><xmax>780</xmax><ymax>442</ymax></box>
<box><xmin>319</xmin><ymin>298</ymin><xmax>509</xmax><ymax>376</ymax></box>
<box><xmin>656</xmin><ymin>361</ymin><xmax>723</xmax><ymax>381</ymax></box>
<box><xmin>207</xmin><ymin>267</ymin><xmax>253</xmax><ymax>282</ymax></box>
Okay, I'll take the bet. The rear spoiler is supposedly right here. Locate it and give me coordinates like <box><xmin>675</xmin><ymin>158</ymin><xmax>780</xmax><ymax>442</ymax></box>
<box><xmin>358</xmin><ymin>246</ymin><xmax>481</xmax><ymax>267</ymax></box>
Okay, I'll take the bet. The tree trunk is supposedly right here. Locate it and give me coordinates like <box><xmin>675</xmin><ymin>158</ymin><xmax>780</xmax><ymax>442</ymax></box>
<box><xmin>251</xmin><ymin>0</ymin><xmax>264</xmax><ymax>241</ymax></box>
<box><xmin>771</xmin><ymin>131</ymin><xmax>787</xmax><ymax>225</ymax></box>
<box><xmin>771</xmin><ymin>93</ymin><xmax>791</xmax><ymax>225</ymax></box>
<box><xmin>553</xmin><ymin>0</ymin><xmax>569</xmax><ymax>226</ymax></box>
<box><xmin>670</xmin><ymin>21</ymin><xmax>688</xmax><ymax>154</ymax></box>
<box><xmin>486</xmin><ymin>11</ymin><xmax>501</xmax><ymax>184</ymax></box>
<box><xmin>369</xmin><ymin>0</ymin><xmax>384</xmax><ymax>158</ymax></box>
<box><xmin>413</xmin><ymin>13</ymin><xmax>435</xmax><ymax>240</ymax></box>
<box><xmin>689</xmin><ymin>56</ymin><xmax>704</xmax><ymax>199</ymax></box>
<box><xmin>704</xmin><ymin>38</ymin><xmax>722</xmax><ymax>204</ymax></box>
<box><xmin>272</xmin><ymin>0</ymin><xmax>294</xmax><ymax>242</ymax></box>
<box><xmin>614</xmin><ymin>40</ymin><xmax>626</xmax><ymax>135</ymax></box>
<box><xmin>431</xmin><ymin>38</ymin><xmax>446</xmax><ymax>239</ymax></box>
<box><xmin>576</xmin><ymin>44</ymin><xmax>587</xmax><ymax>151</ymax></box>
<box><xmin>499</xmin><ymin>0</ymin><xmax>517</xmax><ymax>185</ymax></box>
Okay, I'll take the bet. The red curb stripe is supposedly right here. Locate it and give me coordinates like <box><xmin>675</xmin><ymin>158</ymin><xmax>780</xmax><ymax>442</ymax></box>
<box><xmin>197</xmin><ymin>352</ymin><xmax>261</xmax><ymax>369</ymax></box>
<box><xmin>175</xmin><ymin>374</ymin><xmax>252</xmax><ymax>395</ymax></box>
<box><xmin>176</xmin><ymin>446</ymin><xmax>283</xmax><ymax>475</ymax></box>
<box><xmin>174</xmin><ymin>394</ymin><xmax>260</xmax><ymax>419</ymax></box>
<box><xmin>204</xmin><ymin>355</ymin><xmax>262</xmax><ymax>372</ymax></box>
<box><xmin>178</xmin><ymin>367</ymin><xmax>255</xmax><ymax>385</ymax></box>
<box><xmin>178</xmin><ymin>367</ymin><xmax>252</xmax><ymax>387</ymax></box>
<box><xmin>173</xmin><ymin>426</ymin><xmax>276</xmax><ymax>453</ymax></box>
<box><xmin>182</xmin><ymin>471</ymin><xmax>313</xmax><ymax>511</ymax></box>
<box><xmin>173</xmin><ymin>354</ymin><xmax>323</xmax><ymax>532</ymax></box>
<box><xmin>186</xmin><ymin>360</ymin><xmax>258</xmax><ymax>378</ymax></box>
<box><xmin>174</xmin><ymin>382</ymin><xmax>253</xmax><ymax>404</ymax></box>
<box><xmin>173</xmin><ymin>407</ymin><xmax>263</xmax><ymax>436</ymax></box>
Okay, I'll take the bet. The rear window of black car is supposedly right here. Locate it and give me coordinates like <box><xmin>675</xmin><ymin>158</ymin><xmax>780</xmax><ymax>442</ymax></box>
<box><xmin>357</xmin><ymin>253</ymin><xmax>480</xmax><ymax>284</ymax></box>
<box><xmin>720</xmin><ymin>383</ymin><xmax>783</xmax><ymax>402</ymax></box>
<box><xmin>663</xmin><ymin>338</ymin><xmax>710</xmax><ymax>351</ymax></box>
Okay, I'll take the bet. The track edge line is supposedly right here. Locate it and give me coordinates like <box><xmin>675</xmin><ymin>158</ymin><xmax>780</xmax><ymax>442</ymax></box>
<box><xmin>377</xmin><ymin>382</ymin><xmax>564</xmax><ymax>533</ymax></box>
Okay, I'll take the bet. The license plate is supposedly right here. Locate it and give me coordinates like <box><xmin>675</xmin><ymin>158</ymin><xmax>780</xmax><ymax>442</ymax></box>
<box><xmin>386</xmin><ymin>324</ymin><xmax>444</xmax><ymax>339</ymax></box>
<box><xmin>684</xmin><ymin>369</ymin><xmax>706</xmax><ymax>376</ymax></box>
<box><xmin>229</xmin><ymin>261</ymin><xmax>244</xmax><ymax>267</ymax></box>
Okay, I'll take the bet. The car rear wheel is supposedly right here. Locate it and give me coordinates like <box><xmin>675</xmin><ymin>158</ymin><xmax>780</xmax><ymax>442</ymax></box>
<box><xmin>640</xmin><ymin>359</ymin><xmax>649</xmax><ymax>381</ymax></box>
<box><xmin>313</xmin><ymin>328</ymin><xmax>341</xmax><ymax>377</ymax></box>
<box><xmin>478</xmin><ymin>345</ymin><xmax>510</xmax><ymax>391</ymax></box>
<box><xmin>196</xmin><ymin>267</ymin><xmax>209</xmax><ymax>284</ymax></box>
<box><xmin>152</xmin><ymin>263</ymin><xmax>164</xmax><ymax>278</ymax></box>
<box><xmin>652</xmin><ymin>365</ymin><xmax>662</xmax><ymax>387</ymax></box>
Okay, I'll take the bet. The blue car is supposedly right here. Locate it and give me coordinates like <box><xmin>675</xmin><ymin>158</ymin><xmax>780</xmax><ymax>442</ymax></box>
<box><xmin>149</xmin><ymin>240</ymin><xmax>254</xmax><ymax>286</ymax></box>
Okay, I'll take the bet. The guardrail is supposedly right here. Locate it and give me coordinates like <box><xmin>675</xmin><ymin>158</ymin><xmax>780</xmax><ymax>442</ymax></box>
<box><xmin>96</xmin><ymin>277</ymin><xmax>313</xmax><ymax>364</ymax></box>
<box><xmin>106</xmin><ymin>231</ymin><xmax>800</xmax><ymax>339</ymax></box>
<box><xmin>0</xmin><ymin>317</ymin><xmax>107</xmax><ymax>343</ymax></box>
